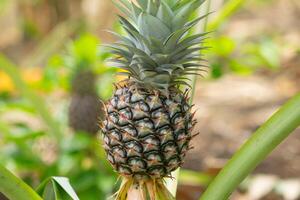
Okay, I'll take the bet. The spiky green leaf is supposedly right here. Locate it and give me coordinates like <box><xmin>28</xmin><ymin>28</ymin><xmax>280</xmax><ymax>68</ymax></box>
<box><xmin>138</xmin><ymin>12</ymin><xmax>171</xmax><ymax>40</ymax></box>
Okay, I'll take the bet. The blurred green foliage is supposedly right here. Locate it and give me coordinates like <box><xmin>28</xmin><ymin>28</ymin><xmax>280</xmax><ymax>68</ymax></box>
<box><xmin>0</xmin><ymin>105</ymin><xmax>117</xmax><ymax>199</ymax></box>
<box><xmin>43</xmin><ymin>33</ymin><xmax>116</xmax><ymax>100</ymax></box>
<box><xmin>208</xmin><ymin>35</ymin><xmax>281</xmax><ymax>78</ymax></box>
<box><xmin>0</xmin><ymin>34</ymin><xmax>118</xmax><ymax>199</ymax></box>
<box><xmin>207</xmin><ymin>0</ymin><xmax>281</xmax><ymax>78</ymax></box>
<box><xmin>0</xmin><ymin>0</ymin><xmax>8</xmax><ymax>13</ymax></box>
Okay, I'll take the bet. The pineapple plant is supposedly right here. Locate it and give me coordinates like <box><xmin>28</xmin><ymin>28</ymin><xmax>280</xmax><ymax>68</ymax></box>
<box><xmin>101</xmin><ymin>0</ymin><xmax>209</xmax><ymax>199</ymax></box>
<box><xmin>69</xmin><ymin>69</ymin><xmax>103</xmax><ymax>134</ymax></box>
<box><xmin>66</xmin><ymin>34</ymin><xmax>105</xmax><ymax>134</ymax></box>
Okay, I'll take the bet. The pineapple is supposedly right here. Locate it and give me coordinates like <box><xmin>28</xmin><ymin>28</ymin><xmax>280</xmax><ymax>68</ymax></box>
<box><xmin>65</xmin><ymin>34</ymin><xmax>105</xmax><ymax>135</ymax></box>
<box><xmin>69</xmin><ymin>69</ymin><xmax>104</xmax><ymax>134</ymax></box>
<box><xmin>101</xmin><ymin>0</ymin><xmax>209</xmax><ymax>199</ymax></box>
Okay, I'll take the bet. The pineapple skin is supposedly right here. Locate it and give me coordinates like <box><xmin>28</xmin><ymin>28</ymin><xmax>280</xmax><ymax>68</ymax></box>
<box><xmin>69</xmin><ymin>94</ymin><xmax>103</xmax><ymax>134</ymax></box>
<box><xmin>101</xmin><ymin>82</ymin><xmax>196</xmax><ymax>180</ymax></box>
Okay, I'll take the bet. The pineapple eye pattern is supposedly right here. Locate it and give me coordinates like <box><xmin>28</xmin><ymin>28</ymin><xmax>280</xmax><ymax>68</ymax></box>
<box><xmin>102</xmin><ymin>84</ymin><xmax>196</xmax><ymax>179</ymax></box>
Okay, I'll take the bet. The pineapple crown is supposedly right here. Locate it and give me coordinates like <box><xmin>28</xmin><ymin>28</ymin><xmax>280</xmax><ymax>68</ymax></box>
<box><xmin>108</xmin><ymin>0</ymin><xmax>210</xmax><ymax>92</ymax></box>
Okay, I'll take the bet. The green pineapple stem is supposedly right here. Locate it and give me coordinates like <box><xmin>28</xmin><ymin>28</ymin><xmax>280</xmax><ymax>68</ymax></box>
<box><xmin>200</xmin><ymin>93</ymin><xmax>300</xmax><ymax>200</ymax></box>
<box><xmin>0</xmin><ymin>55</ymin><xmax>62</xmax><ymax>141</ymax></box>
<box><xmin>0</xmin><ymin>164</ymin><xmax>42</xmax><ymax>200</ymax></box>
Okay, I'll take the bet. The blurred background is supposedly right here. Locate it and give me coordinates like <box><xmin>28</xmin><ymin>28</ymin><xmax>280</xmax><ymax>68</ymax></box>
<box><xmin>0</xmin><ymin>0</ymin><xmax>299</xmax><ymax>199</ymax></box>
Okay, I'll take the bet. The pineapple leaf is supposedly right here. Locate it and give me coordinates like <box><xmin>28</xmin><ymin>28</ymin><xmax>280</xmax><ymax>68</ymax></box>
<box><xmin>183</xmin><ymin>68</ymin><xmax>207</xmax><ymax>73</ymax></box>
<box><xmin>107</xmin><ymin>58</ymin><xmax>130</xmax><ymax>66</ymax></box>
<box><xmin>163</xmin><ymin>26</ymin><xmax>192</xmax><ymax>51</ymax></box>
<box><xmin>131</xmin><ymin>55</ymin><xmax>156</xmax><ymax>69</ymax></box>
<box><xmin>171</xmin><ymin>47</ymin><xmax>206</xmax><ymax>61</ymax></box>
<box><xmin>115</xmin><ymin>43</ymin><xmax>148</xmax><ymax>57</ymax></box>
<box><xmin>156</xmin><ymin>2</ymin><xmax>174</xmax><ymax>28</ymax></box>
<box><xmin>112</xmin><ymin>63</ymin><xmax>139</xmax><ymax>77</ymax></box>
<box><xmin>158</xmin><ymin>64</ymin><xmax>185</xmax><ymax>75</ymax></box>
<box><xmin>183</xmin><ymin>63</ymin><xmax>209</xmax><ymax>68</ymax></box>
<box><xmin>178</xmin><ymin>31</ymin><xmax>211</xmax><ymax>46</ymax></box>
<box><xmin>174</xmin><ymin>36</ymin><xmax>209</xmax><ymax>54</ymax></box>
<box><xmin>110</xmin><ymin>49</ymin><xmax>131</xmax><ymax>58</ymax></box>
<box><xmin>172</xmin><ymin>80</ymin><xmax>192</xmax><ymax>88</ymax></box>
<box><xmin>109</xmin><ymin>0</ymin><xmax>210</xmax><ymax>90</ymax></box>
<box><xmin>147</xmin><ymin>0</ymin><xmax>157</xmax><ymax>16</ymax></box>
<box><xmin>130</xmin><ymin>2</ymin><xmax>143</xmax><ymax>20</ymax></box>
<box><xmin>174</xmin><ymin>76</ymin><xmax>192</xmax><ymax>81</ymax></box>
<box><xmin>183</xmin><ymin>72</ymin><xmax>205</xmax><ymax>78</ymax></box>
<box><xmin>116</xmin><ymin>71</ymin><xmax>133</xmax><ymax>79</ymax></box>
<box><xmin>172</xmin><ymin>0</ymin><xmax>205</xmax><ymax>30</ymax></box>
<box><xmin>136</xmin><ymin>0</ymin><xmax>148</xmax><ymax>10</ymax></box>
<box><xmin>162</xmin><ymin>0</ymin><xmax>181</xmax><ymax>8</ymax></box>
<box><xmin>121</xmin><ymin>26</ymin><xmax>152</xmax><ymax>52</ymax></box>
<box><xmin>104</xmin><ymin>44</ymin><xmax>132</xmax><ymax>57</ymax></box>
<box><xmin>112</xmin><ymin>0</ymin><xmax>133</xmax><ymax>19</ymax></box>
<box><xmin>106</xmin><ymin>30</ymin><xmax>135</xmax><ymax>46</ymax></box>
<box><xmin>175</xmin><ymin>57</ymin><xmax>204</xmax><ymax>65</ymax></box>
<box><xmin>119</xmin><ymin>16</ymin><xmax>139</xmax><ymax>34</ymax></box>
<box><xmin>164</xmin><ymin>14</ymin><xmax>210</xmax><ymax>51</ymax></box>
<box><xmin>138</xmin><ymin>12</ymin><xmax>171</xmax><ymax>40</ymax></box>
<box><xmin>184</xmin><ymin>12</ymin><xmax>212</xmax><ymax>28</ymax></box>
<box><xmin>151</xmin><ymin>54</ymin><xmax>170</xmax><ymax>64</ymax></box>
<box><xmin>119</xmin><ymin>0</ymin><xmax>131</xmax><ymax>9</ymax></box>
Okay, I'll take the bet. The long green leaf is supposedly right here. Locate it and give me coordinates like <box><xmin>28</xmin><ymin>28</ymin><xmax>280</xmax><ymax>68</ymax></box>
<box><xmin>0</xmin><ymin>164</ymin><xmax>42</xmax><ymax>200</ymax></box>
<box><xmin>138</xmin><ymin>12</ymin><xmax>171</xmax><ymax>40</ymax></box>
<box><xmin>172</xmin><ymin>0</ymin><xmax>205</xmax><ymax>30</ymax></box>
<box><xmin>136</xmin><ymin>0</ymin><xmax>147</xmax><ymax>10</ymax></box>
<box><xmin>37</xmin><ymin>177</ymin><xmax>79</xmax><ymax>200</ymax></box>
<box><xmin>200</xmin><ymin>93</ymin><xmax>300</xmax><ymax>200</ymax></box>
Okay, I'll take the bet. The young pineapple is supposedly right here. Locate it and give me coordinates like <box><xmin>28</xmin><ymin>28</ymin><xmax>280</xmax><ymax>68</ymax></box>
<box><xmin>69</xmin><ymin>69</ymin><xmax>104</xmax><ymax>134</ymax></box>
<box><xmin>101</xmin><ymin>0</ymin><xmax>209</xmax><ymax>199</ymax></box>
<box><xmin>66</xmin><ymin>35</ymin><xmax>105</xmax><ymax>135</ymax></box>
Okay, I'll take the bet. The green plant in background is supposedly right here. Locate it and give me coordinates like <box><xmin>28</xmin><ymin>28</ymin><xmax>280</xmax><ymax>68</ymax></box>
<box><xmin>44</xmin><ymin>34</ymin><xmax>116</xmax><ymax>98</ymax></box>
<box><xmin>206</xmin><ymin>0</ymin><xmax>281</xmax><ymax>78</ymax></box>
<box><xmin>41</xmin><ymin>34</ymin><xmax>117</xmax><ymax>135</ymax></box>
<box><xmin>0</xmin><ymin>51</ymin><xmax>117</xmax><ymax>199</ymax></box>
<box><xmin>209</xmin><ymin>35</ymin><xmax>281</xmax><ymax>78</ymax></box>
<box><xmin>0</xmin><ymin>55</ymin><xmax>63</xmax><ymax>140</ymax></box>
<box><xmin>63</xmin><ymin>34</ymin><xmax>105</xmax><ymax>134</ymax></box>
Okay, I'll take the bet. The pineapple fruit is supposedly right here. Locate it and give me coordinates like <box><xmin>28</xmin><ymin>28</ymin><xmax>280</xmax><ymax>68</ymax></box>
<box><xmin>69</xmin><ymin>69</ymin><xmax>104</xmax><ymax>134</ymax></box>
<box><xmin>66</xmin><ymin>34</ymin><xmax>105</xmax><ymax>135</ymax></box>
<box><xmin>101</xmin><ymin>0</ymin><xmax>209</xmax><ymax>199</ymax></box>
